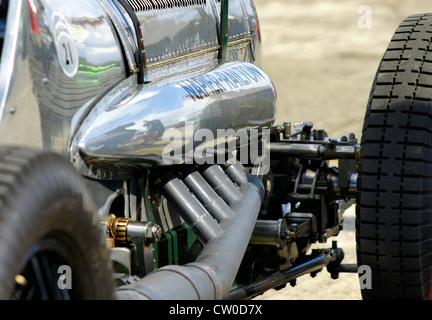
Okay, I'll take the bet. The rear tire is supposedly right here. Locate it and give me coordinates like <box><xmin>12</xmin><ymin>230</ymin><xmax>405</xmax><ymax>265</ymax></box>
<box><xmin>0</xmin><ymin>147</ymin><xmax>114</xmax><ymax>299</ymax></box>
<box><xmin>357</xmin><ymin>13</ymin><xmax>432</xmax><ymax>300</ymax></box>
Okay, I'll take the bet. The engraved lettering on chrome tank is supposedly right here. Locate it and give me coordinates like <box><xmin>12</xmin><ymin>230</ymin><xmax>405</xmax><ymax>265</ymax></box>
<box><xmin>177</xmin><ymin>64</ymin><xmax>266</xmax><ymax>101</ymax></box>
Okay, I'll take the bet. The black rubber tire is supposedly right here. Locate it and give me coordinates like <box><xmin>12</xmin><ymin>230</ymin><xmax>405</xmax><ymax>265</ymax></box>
<box><xmin>0</xmin><ymin>147</ymin><xmax>114</xmax><ymax>299</ymax></box>
<box><xmin>356</xmin><ymin>14</ymin><xmax>432</xmax><ymax>300</ymax></box>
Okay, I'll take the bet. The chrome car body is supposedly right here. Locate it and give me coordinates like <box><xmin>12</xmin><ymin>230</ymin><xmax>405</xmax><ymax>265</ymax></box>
<box><xmin>0</xmin><ymin>0</ymin><xmax>269</xmax><ymax>155</ymax></box>
<box><xmin>0</xmin><ymin>0</ymin><xmax>363</xmax><ymax>300</ymax></box>
<box><xmin>0</xmin><ymin>0</ymin><xmax>126</xmax><ymax>153</ymax></box>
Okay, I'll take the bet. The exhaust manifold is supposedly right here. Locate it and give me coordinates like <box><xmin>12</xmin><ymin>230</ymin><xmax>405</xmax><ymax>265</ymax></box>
<box><xmin>116</xmin><ymin>162</ymin><xmax>264</xmax><ymax>300</ymax></box>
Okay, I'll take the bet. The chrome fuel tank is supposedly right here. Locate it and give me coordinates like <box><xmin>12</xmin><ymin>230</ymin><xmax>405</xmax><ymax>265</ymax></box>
<box><xmin>71</xmin><ymin>61</ymin><xmax>276</xmax><ymax>179</ymax></box>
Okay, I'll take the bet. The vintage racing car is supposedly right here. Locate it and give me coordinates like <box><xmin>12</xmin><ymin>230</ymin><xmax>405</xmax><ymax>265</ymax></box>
<box><xmin>0</xmin><ymin>0</ymin><xmax>430</xmax><ymax>300</ymax></box>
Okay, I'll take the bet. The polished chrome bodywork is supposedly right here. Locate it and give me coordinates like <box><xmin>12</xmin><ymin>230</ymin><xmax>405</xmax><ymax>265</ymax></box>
<box><xmin>0</xmin><ymin>0</ymin><xmax>270</xmax><ymax>173</ymax></box>
<box><xmin>71</xmin><ymin>61</ymin><xmax>276</xmax><ymax>178</ymax></box>
<box><xmin>132</xmin><ymin>0</ymin><xmax>262</xmax><ymax>82</ymax></box>
<box><xmin>0</xmin><ymin>0</ymin><xmax>126</xmax><ymax>154</ymax></box>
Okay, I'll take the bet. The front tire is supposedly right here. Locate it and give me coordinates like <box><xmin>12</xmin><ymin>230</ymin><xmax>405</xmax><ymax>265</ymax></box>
<box><xmin>0</xmin><ymin>147</ymin><xmax>114</xmax><ymax>299</ymax></box>
<box><xmin>357</xmin><ymin>13</ymin><xmax>432</xmax><ymax>300</ymax></box>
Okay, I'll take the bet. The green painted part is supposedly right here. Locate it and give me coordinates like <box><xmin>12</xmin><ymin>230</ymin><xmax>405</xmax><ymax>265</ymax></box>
<box><xmin>167</xmin><ymin>230</ymin><xmax>179</xmax><ymax>265</ymax></box>
<box><xmin>134</xmin><ymin>239</ymin><xmax>146</xmax><ymax>277</ymax></box>
<box><xmin>218</xmin><ymin>0</ymin><xmax>229</xmax><ymax>61</ymax></box>
<box><xmin>152</xmin><ymin>223</ymin><xmax>199</xmax><ymax>269</ymax></box>
<box><xmin>142</xmin><ymin>173</ymin><xmax>198</xmax><ymax>270</ymax></box>
<box><xmin>152</xmin><ymin>242</ymin><xmax>159</xmax><ymax>269</ymax></box>
<box><xmin>164</xmin><ymin>231</ymin><xmax>173</xmax><ymax>265</ymax></box>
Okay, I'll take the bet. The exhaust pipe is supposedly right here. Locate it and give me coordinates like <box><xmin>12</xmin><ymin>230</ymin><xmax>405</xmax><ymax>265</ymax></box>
<box><xmin>116</xmin><ymin>163</ymin><xmax>264</xmax><ymax>300</ymax></box>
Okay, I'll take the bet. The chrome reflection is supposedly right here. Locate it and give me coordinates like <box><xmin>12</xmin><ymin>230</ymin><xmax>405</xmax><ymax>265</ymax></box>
<box><xmin>71</xmin><ymin>61</ymin><xmax>277</xmax><ymax>178</ymax></box>
<box><xmin>0</xmin><ymin>0</ymin><xmax>126</xmax><ymax>153</ymax></box>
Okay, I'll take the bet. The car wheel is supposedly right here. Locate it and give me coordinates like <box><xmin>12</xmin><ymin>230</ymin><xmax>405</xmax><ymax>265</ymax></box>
<box><xmin>0</xmin><ymin>147</ymin><xmax>114</xmax><ymax>299</ymax></box>
<box><xmin>356</xmin><ymin>13</ymin><xmax>432</xmax><ymax>300</ymax></box>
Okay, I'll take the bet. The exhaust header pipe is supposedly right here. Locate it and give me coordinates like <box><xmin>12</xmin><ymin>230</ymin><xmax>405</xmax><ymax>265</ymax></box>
<box><xmin>116</xmin><ymin>163</ymin><xmax>264</xmax><ymax>300</ymax></box>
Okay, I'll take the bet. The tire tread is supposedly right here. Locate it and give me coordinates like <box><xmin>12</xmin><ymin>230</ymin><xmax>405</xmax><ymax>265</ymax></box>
<box><xmin>357</xmin><ymin>13</ymin><xmax>432</xmax><ymax>300</ymax></box>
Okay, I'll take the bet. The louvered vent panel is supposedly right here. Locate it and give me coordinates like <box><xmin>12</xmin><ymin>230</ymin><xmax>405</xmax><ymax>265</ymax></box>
<box><xmin>126</xmin><ymin>0</ymin><xmax>207</xmax><ymax>11</ymax></box>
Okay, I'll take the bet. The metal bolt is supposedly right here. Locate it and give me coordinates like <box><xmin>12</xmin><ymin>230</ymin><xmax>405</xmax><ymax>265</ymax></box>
<box><xmin>325</xmin><ymin>139</ymin><xmax>336</xmax><ymax>149</ymax></box>
<box><xmin>148</xmin><ymin>224</ymin><xmax>162</xmax><ymax>243</ymax></box>
<box><xmin>127</xmin><ymin>221</ymin><xmax>161</xmax><ymax>244</ymax></box>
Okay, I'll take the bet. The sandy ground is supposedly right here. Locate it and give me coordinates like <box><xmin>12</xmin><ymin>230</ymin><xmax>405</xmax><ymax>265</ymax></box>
<box><xmin>251</xmin><ymin>0</ymin><xmax>432</xmax><ymax>300</ymax></box>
